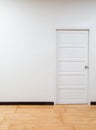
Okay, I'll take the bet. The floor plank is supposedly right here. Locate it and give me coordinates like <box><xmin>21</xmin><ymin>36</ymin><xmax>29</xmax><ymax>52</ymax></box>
<box><xmin>0</xmin><ymin>105</ymin><xmax>96</xmax><ymax>130</ymax></box>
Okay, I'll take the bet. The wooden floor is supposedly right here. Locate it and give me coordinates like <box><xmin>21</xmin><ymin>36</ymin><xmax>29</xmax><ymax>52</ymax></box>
<box><xmin>0</xmin><ymin>105</ymin><xmax>96</xmax><ymax>130</ymax></box>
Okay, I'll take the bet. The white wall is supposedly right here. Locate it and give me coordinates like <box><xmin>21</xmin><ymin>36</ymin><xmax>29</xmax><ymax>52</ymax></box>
<box><xmin>0</xmin><ymin>0</ymin><xmax>96</xmax><ymax>102</ymax></box>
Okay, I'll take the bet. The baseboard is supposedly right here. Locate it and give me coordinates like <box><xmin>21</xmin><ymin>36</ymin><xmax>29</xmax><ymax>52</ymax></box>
<box><xmin>90</xmin><ymin>102</ymin><xmax>96</xmax><ymax>105</ymax></box>
<box><xmin>0</xmin><ymin>102</ymin><xmax>54</xmax><ymax>105</ymax></box>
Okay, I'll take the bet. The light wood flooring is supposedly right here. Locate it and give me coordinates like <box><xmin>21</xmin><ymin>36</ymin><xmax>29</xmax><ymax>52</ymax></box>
<box><xmin>0</xmin><ymin>105</ymin><xmax>96</xmax><ymax>130</ymax></box>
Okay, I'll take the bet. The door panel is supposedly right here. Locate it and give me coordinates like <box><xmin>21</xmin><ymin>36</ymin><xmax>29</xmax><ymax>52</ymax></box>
<box><xmin>57</xmin><ymin>76</ymin><xmax>85</xmax><ymax>86</ymax></box>
<box><xmin>58</xmin><ymin>62</ymin><xmax>85</xmax><ymax>72</ymax></box>
<box><xmin>57</xmin><ymin>48</ymin><xmax>85</xmax><ymax>58</ymax></box>
<box><xmin>57</xmin><ymin>90</ymin><xmax>87</xmax><ymax>104</ymax></box>
<box><xmin>57</xmin><ymin>32</ymin><xmax>86</xmax><ymax>44</ymax></box>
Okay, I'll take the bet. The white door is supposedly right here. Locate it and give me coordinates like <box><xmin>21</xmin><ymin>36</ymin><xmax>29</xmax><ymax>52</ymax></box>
<box><xmin>56</xmin><ymin>29</ymin><xmax>89</xmax><ymax>104</ymax></box>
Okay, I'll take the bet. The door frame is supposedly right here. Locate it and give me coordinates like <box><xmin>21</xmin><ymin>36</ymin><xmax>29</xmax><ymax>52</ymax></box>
<box><xmin>56</xmin><ymin>29</ymin><xmax>89</xmax><ymax>104</ymax></box>
<box><xmin>54</xmin><ymin>26</ymin><xmax>96</xmax><ymax>105</ymax></box>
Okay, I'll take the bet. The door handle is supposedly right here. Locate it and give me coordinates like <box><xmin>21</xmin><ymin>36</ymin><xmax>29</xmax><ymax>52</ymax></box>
<box><xmin>85</xmin><ymin>66</ymin><xmax>89</xmax><ymax>69</ymax></box>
